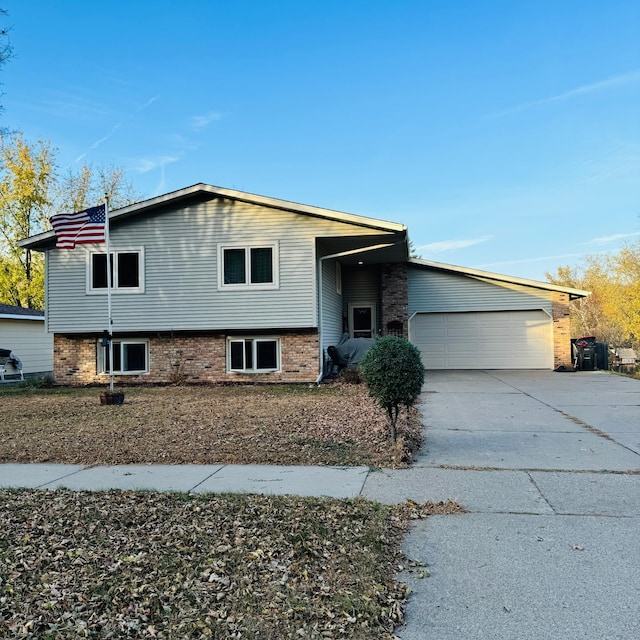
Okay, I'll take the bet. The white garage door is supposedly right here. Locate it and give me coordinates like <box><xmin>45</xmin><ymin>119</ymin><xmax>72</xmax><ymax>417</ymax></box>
<box><xmin>410</xmin><ymin>310</ymin><xmax>553</xmax><ymax>370</ymax></box>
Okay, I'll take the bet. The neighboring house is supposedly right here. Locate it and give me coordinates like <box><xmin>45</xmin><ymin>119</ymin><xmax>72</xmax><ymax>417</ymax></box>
<box><xmin>0</xmin><ymin>304</ymin><xmax>54</xmax><ymax>378</ymax></box>
<box><xmin>19</xmin><ymin>184</ymin><xmax>588</xmax><ymax>385</ymax></box>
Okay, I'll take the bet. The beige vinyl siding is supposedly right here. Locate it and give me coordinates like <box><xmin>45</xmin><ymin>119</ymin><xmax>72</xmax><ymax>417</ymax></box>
<box><xmin>46</xmin><ymin>199</ymin><xmax>388</xmax><ymax>334</ymax></box>
<box><xmin>0</xmin><ymin>318</ymin><xmax>53</xmax><ymax>374</ymax></box>
<box><xmin>408</xmin><ymin>266</ymin><xmax>553</xmax><ymax>315</ymax></box>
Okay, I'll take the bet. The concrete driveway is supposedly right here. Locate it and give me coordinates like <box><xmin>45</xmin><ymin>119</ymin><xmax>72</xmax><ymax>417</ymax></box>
<box><xmin>362</xmin><ymin>370</ymin><xmax>640</xmax><ymax>640</ymax></box>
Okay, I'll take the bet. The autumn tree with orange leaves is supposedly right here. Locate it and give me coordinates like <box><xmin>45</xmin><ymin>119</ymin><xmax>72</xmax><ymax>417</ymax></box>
<box><xmin>547</xmin><ymin>242</ymin><xmax>640</xmax><ymax>350</ymax></box>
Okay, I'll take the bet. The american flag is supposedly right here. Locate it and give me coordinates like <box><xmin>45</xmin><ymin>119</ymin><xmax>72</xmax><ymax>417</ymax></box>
<box><xmin>50</xmin><ymin>205</ymin><xmax>106</xmax><ymax>249</ymax></box>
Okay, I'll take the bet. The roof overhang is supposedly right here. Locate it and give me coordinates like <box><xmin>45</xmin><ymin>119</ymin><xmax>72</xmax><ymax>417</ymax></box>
<box><xmin>322</xmin><ymin>241</ymin><xmax>408</xmax><ymax>266</ymax></box>
<box><xmin>0</xmin><ymin>304</ymin><xmax>45</xmax><ymax>320</ymax></box>
<box><xmin>409</xmin><ymin>258</ymin><xmax>590</xmax><ymax>299</ymax></box>
<box><xmin>19</xmin><ymin>183</ymin><xmax>406</xmax><ymax>251</ymax></box>
<box><xmin>0</xmin><ymin>313</ymin><xmax>45</xmax><ymax>321</ymax></box>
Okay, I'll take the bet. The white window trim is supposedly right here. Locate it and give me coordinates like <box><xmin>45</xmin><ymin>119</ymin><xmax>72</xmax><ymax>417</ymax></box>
<box><xmin>97</xmin><ymin>339</ymin><xmax>150</xmax><ymax>375</ymax></box>
<box><xmin>217</xmin><ymin>242</ymin><xmax>279</xmax><ymax>291</ymax></box>
<box><xmin>227</xmin><ymin>336</ymin><xmax>281</xmax><ymax>373</ymax></box>
<box><xmin>86</xmin><ymin>247</ymin><xmax>145</xmax><ymax>294</ymax></box>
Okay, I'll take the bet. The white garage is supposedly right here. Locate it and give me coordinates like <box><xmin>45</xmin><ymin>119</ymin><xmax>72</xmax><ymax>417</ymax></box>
<box><xmin>409</xmin><ymin>310</ymin><xmax>553</xmax><ymax>370</ymax></box>
<box><xmin>407</xmin><ymin>260</ymin><xmax>589</xmax><ymax>371</ymax></box>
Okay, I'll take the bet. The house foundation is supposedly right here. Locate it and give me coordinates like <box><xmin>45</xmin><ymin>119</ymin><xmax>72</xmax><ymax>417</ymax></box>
<box><xmin>53</xmin><ymin>329</ymin><xmax>320</xmax><ymax>385</ymax></box>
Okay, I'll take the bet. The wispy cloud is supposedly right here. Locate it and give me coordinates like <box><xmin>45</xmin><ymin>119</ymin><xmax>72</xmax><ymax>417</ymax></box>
<box><xmin>189</xmin><ymin>111</ymin><xmax>222</xmax><ymax>131</ymax></box>
<box><xmin>31</xmin><ymin>91</ymin><xmax>115</xmax><ymax>120</ymax></box>
<box><xmin>476</xmin><ymin>253</ymin><xmax>585</xmax><ymax>268</ymax></box>
<box><xmin>167</xmin><ymin>133</ymin><xmax>202</xmax><ymax>152</ymax></box>
<box><xmin>137</xmin><ymin>95</ymin><xmax>160</xmax><ymax>112</ymax></box>
<box><xmin>488</xmin><ymin>69</ymin><xmax>640</xmax><ymax>118</ymax></box>
<box><xmin>90</xmin><ymin>122</ymin><xmax>122</xmax><ymax>149</ymax></box>
<box><xmin>72</xmin><ymin>94</ymin><xmax>159</xmax><ymax>163</ymax></box>
<box><xmin>74</xmin><ymin>123</ymin><xmax>122</xmax><ymax>162</ymax></box>
<box><xmin>131</xmin><ymin>155</ymin><xmax>180</xmax><ymax>174</ymax></box>
<box><xmin>585</xmin><ymin>231</ymin><xmax>640</xmax><ymax>246</ymax></box>
<box><xmin>418</xmin><ymin>235</ymin><xmax>492</xmax><ymax>253</ymax></box>
<box><xmin>155</xmin><ymin>162</ymin><xmax>170</xmax><ymax>195</ymax></box>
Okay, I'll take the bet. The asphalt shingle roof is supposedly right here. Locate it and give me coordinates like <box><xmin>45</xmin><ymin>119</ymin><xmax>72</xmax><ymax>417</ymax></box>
<box><xmin>0</xmin><ymin>303</ymin><xmax>44</xmax><ymax>317</ymax></box>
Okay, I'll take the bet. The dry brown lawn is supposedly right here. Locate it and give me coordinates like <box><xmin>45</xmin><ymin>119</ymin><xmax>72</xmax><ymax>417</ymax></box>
<box><xmin>0</xmin><ymin>490</ymin><xmax>461</xmax><ymax>639</ymax></box>
<box><xmin>0</xmin><ymin>383</ymin><xmax>423</xmax><ymax>468</ymax></box>
<box><xmin>0</xmin><ymin>384</ymin><xmax>462</xmax><ymax>640</ymax></box>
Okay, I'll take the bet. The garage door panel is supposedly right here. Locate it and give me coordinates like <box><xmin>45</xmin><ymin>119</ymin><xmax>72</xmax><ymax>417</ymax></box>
<box><xmin>410</xmin><ymin>311</ymin><xmax>552</xmax><ymax>370</ymax></box>
<box><xmin>446</xmin><ymin>357</ymin><xmax>479</xmax><ymax>368</ymax></box>
<box><xmin>428</xmin><ymin>344</ymin><xmax>447</xmax><ymax>355</ymax></box>
<box><xmin>446</xmin><ymin>342</ymin><xmax>479</xmax><ymax>354</ymax></box>
<box><xmin>445</xmin><ymin>328</ymin><xmax>479</xmax><ymax>338</ymax></box>
<box><xmin>415</xmin><ymin>328</ymin><xmax>446</xmax><ymax>340</ymax></box>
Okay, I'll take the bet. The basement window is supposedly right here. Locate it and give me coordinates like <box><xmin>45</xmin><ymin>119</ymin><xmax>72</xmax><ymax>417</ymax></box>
<box><xmin>227</xmin><ymin>337</ymin><xmax>280</xmax><ymax>373</ymax></box>
<box><xmin>98</xmin><ymin>340</ymin><xmax>149</xmax><ymax>374</ymax></box>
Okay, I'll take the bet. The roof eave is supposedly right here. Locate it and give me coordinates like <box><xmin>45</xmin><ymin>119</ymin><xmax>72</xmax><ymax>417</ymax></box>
<box><xmin>185</xmin><ymin>184</ymin><xmax>407</xmax><ymax>232</ymax></box>
<box><xmin>18</xmin><ymin>230</ymin><xmax>56</xmax><ymax>250</ymax></box>
<box><xmin>0</xmin><ymin>313</ymin><xmax>45</xmax><ymax>321</ymax></box>
<box><xmin>409</xmin><ymin>258</ymin><xmax>591</xmax><ymax>298</ymax></box>
<box><xmin>19</xmin><ymin>183</ymin><xmax>406</xmax><ymax>250</ymax></box>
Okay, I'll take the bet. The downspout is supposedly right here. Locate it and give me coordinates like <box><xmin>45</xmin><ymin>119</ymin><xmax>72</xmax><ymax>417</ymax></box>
<box><xmin>315</xmin><ymin>242</ymin><xmax>404</xmax><ymax>383</ymax></box>
<box><xmin>316</xmin><ymin>255</ymin><xmax>326</xmax><ymax>384</ymax></box>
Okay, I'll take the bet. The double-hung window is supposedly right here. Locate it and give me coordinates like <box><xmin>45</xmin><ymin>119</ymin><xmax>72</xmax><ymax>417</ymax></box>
<box><xmin>218</xmin><ymin>244</ymin><xmax>278</xmax><ymax>289</ymax></box>
<box><xmin>98</xmin><ymin>340</ymin><xmax>149</xmax><ymax>374</ymax></box>
<box><xmin>227</xmin><ymin>337</ymin><xmax>280</xmax><ymax>373</ymax></box>
<box><xmin>88</xmin><ymin>249</ymin><xmax>144</xmax><ymax>293</ymax></box>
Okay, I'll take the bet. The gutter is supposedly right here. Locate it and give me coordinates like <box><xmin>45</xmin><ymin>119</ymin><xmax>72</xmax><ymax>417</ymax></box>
<box><xmin>0</xmin><ymin>314</ymin><xmax>45</xmax><ymax>321</ymax></box>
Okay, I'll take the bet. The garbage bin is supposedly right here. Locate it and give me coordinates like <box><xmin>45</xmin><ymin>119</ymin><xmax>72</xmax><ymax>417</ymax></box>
<box><xmin>572</xmin><ymin>336</ymin><xmax>598</xmax><ymax>370</ymax></box>
<box><xmin>595</xmin><ymin>342</ymin><xmax>609</xmax><ymax>370</ymax></box>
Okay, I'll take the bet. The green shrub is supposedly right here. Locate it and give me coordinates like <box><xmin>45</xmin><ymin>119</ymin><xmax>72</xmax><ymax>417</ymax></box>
<box><xmin>360</xmin><ymin>337</ymin><xmax>425</xmax><ymax>442</ymax></box>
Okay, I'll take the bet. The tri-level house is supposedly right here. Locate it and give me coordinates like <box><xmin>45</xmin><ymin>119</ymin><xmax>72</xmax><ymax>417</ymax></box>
<box><xmin>20</xmin><ymin>184</ymin><xmax>587</xmax><ymax>385</ymax></box>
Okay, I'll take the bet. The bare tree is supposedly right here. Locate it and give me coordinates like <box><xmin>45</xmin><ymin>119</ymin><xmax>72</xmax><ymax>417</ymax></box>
<box><xmin>0</xmin><ymin>9</ymin><xmax>13</xmax><ymax>135</ymax></box>
<box><xmin>55</xmin><ymin>163</ymin><xmax>141</xmax><ymax>213</ymax></box>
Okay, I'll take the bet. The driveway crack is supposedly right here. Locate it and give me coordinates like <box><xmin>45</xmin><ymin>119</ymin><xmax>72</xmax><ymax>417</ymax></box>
<box><xmin>526</xmin><ymin>471</ymin><xmax>556</xmax><ymax>514</ymax></box>
<box><xmin>484</xmin><ymin>371</ymin><xmax>640</xmax><ymax>458</ymax></box>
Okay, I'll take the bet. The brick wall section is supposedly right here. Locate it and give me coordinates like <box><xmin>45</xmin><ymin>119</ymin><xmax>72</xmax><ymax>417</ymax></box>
<box><xmin>54</xmin><ymin>335</ymin><xmax>99</xmax><ymax>383</ymax></box>
<box><xmin>54</xmin><ymin>330</ymin><xmax>320</xmax><ymax>385</ymax></box>
<box><xmin>381</xmin><ymin>263</ymin><xmax>409</xmax><ymax>338</ymax></box>
<box><xmin>551</xmin><ymin>292</ymin><xmax>572</xmax><ymax>368</ymax></box>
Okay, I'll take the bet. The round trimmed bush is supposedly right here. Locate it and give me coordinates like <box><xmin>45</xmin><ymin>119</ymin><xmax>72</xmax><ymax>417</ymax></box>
<box><xmin>360</xmin><ymin>336</ymin><xmax>425</xmax><ymax>442</ymax></box>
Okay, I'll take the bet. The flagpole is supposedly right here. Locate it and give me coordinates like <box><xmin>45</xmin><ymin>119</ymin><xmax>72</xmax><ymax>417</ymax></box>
<box><xmin>104</xmin><ymin>195</ymin><xmax>114</xmax><ymax>393</ymax></box>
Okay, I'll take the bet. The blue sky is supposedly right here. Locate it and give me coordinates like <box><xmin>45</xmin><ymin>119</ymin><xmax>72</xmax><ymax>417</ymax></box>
<box><xmin>3</xmin><ymin>1</ymin><xmax>639</xmax><ymax>281</ymax></box>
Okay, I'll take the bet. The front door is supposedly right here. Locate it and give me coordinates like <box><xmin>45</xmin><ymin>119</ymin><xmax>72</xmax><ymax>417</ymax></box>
<box><xmin>349</xmin><ymin>304</ymin><xmax>376</xmax><ymax>338</ymax></box>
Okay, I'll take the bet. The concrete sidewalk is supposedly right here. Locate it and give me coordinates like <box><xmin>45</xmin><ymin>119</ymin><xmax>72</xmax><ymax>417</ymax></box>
<box><xmin>0</xmin><ymin>462</ymin><xmax>370</xmax><ymax>498</ymax></box>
